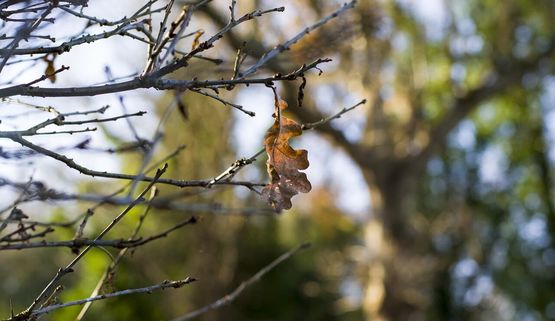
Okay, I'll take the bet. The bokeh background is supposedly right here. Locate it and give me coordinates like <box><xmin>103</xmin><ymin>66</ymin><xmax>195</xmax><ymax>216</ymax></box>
<box><xmin>1</xmin><ymin>0</ymin><xmax>555</xmax><ymax>320</ymax></box>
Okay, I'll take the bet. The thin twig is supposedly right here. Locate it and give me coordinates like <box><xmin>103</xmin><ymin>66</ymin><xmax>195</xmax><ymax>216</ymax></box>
<box><xmin>240</xmin><ymin>1</ymin><xmax>356</xmax><ymax>77</ymax></box>
<box><xmin>301</xmin><ymin>99</ymin><xmax>367</xmax><ymax>130</ymax></box>
<box><xmin>0</xmin><ymin>146</ymin><xmax>188</xmax><ymax>229</ymax></box>
<box><xmin>190</xmin><ymin>88</ymin><xmax>255</xmax><ymax>117</ymax></box>
<box><xmin>4</xmin><ymin>134</ymin><xmax>264</xmax><ymax>188</ymax></box>
<box><xmin>206</xmin><ymin>99</ymin><xmax>367</xmax><ymax>187</ymax></box>
<box><xmin>30</xmin><ymin>278</ymin><xmax>196</xmax><ymax>317</ymax></box>
<box><xmin>11</xmin><ymin>165</ymin><xmax>167</xmax><ymax>320</ymax></box>
<box><xmin>0</xmin><ymin>4</ymin><xmax>54</xmax><ymax>72</ymax></box>
<box><xmin>170</xmin><ymin>242</ymin><xmax>310</xmax><ymax>321</ymax></box>
<box><xmin>0</xmin><ymin>216</ymin><xmax>198</xmax><ymax>251</ymax></box>
<box><xmin>74</xmin><ymin>187</ymin><xmax>159</xmax><ymax>321</ymax></box>
<box><xmin>59</xmin><ymin>0</ymin><xmax>163</xmax><ymax>27</ymax></box>
<box><xmin>0</xmin><ymin>21</ymin><xmax>149</xmax><ymax>55</ymax></box>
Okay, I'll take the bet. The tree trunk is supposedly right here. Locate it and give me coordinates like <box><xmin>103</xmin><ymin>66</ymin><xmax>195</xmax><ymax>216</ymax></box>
<box><xmin>362</xmin><ymin>166</ymin><xmax>441</xmax><ymax>321</ymax></box>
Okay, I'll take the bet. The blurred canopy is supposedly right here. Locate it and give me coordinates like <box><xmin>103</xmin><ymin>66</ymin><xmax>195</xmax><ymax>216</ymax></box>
<box><xmin>2</xmin><ymin>0</ymin><xmax>555</xmax><ymax>321</ymax></box>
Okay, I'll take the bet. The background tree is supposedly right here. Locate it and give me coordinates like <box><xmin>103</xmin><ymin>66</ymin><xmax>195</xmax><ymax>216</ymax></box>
<box><xmin>199</xmin><ymin>0</ymin><xmax>555</xmax><ymax>320</ymax></box>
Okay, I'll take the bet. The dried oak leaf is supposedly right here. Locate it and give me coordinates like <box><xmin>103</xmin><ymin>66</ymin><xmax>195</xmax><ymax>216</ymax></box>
<box><xmin>262</xmin><ymin>100</ymin><xmax>311</xmax><ymax>211</ymax></box>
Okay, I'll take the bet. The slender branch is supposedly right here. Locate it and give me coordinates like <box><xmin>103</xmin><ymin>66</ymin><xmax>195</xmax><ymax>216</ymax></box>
<box><xmin>0</xmin><ymin>225</ymin><xmax>54</xmax><ymax>243</ymax></box>
<box><xmin>0</xmin><ymin>216</ymin><xmax>198</xmax><ymax>251</ymax></box>
<box><xmin>24</xmin><ymin>65</ymin><xmax>70</xmax><ymax>86</ymax></box>
<box><xmin>0</xmin><ymin>21</ymin><xmax>149</xmax><ymax>55</ymax></box>
<box><xmin>61</xmin><ymin>111</ymin><xmax>147</xmax><ymax>126</ymax></box>
<box><xmin>12</xmin><ymin>165</ymin><xmax>167</xmax><ymax>319</ymax></box>
<box><xmin>190</xmin><ymin>88</ymin><xmax>255</xmax><ymax>117</ymax></box>
<box><xmin>58</xmin><ymin>0</ymin><xmax>164</xmax><ymax>27</ymax></box>
<box><xmin>0</xmin><ymin>109</ymin><xmax>143</xmax><ymax>138</ymax></box>
<box><xmin>0</xmin><ymin>4</ymin><xmax>54</xmax><ymax>72</ymax></box>
<box><xmin>28</xmin><ymin>127</ymin><xmax>97</xmax><ymax>136</ymax></box>
<box><xmin>206</xmin><ymin>99</ymin><xmax>366</xmax><ymax>187</ymax></box>
<box><xmin>148</xmin><ymin>5</ymin><xmax>286</xmax><ymax>78</ymax></box>
<box><xmin>158</xmin><ymin>1</ymin><xmax>211</xmax><ymax>71</ymax></box>
<box><xmin>301</xmin><ymin>99</ymin><xmax>367</xmax><ymax>130</ymax></box>
<box><xmin>1</xmin><ymin>146</ymin><xmax>188</xmax><ymax>229</ymax></box>
<box><xmin>240</xmin><ymin>1</ymin><xmax>356</xmax><ymax>77</ymax></box>
<box><xmin>4</xmin><ymin>134</ymin><xmax>265</xmax><ymax>188</ymax></box>
<box><xmin>206</xmin><ymin>149</ymin><xmax>264</xmax><ymax>187</ymax></box>
<box><xmin>143</xmin><ymin>0</ymin><xmax>179</xmax><ymax>73</ymax></box>
<box><xmin>170</xmin><ymin>242</ymin><xmax>310</xmax><ymax>321</ymax></box>
<box><xmin>29</xmin><ymin>278</ymin><xmax>196</xmax><ymax>317</ymax></box>
<box><xmin>75</xmin><ymin>187</ymin><xmax>157</xmax><ymax>320</ymax></box>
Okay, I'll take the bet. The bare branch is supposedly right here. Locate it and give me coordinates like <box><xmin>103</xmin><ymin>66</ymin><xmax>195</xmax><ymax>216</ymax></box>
<box><xmin>0</xmin><ymin>20</ymin><xmax>150</xmax><ymax>56</ymax></box>
<box><xmin>240</xmin><ymin>1</ymin><xmax>356</xmax><ymax>77</ymax></box>
<box><xmin>0</xmin><ymin>1</ymin><xmax>367</xmax><ymax>319</ymax></box>
<box><xmin>190</xmin><ymin>88</ymin><xmax>255</xmax><ymax>117</ymax></box>
<box><xmin>301</xmin><ymin>99</ymin><xmax>367</xmax><ymax>130</ymax></box>
<box><xmin>0</xmin><ymin>58</ymin><xmax>328</xmax><ymax>98</ymax></box>
<box><xmin>207</xmin><ymin>99</ymin><xmax>366</xmax><ymax>187</ymax></box>
<box><xmin>0</xmin><ymin>216</ymin><xmax>198</xmax><ymax>251</ymax></box>
<box><xmin>170</xmin><ymin>242</ymin><xmax>310</xmax><ymax>321</ymax></box>
<box><xmin>0</xmin><ymin>3</ymin><xmax>55</xmax><ymax>72</ymax></box>
<box><xmin>58</xmin><ymin>0</ymin><xmax>164</xmax><ymax>27</ymax></box>
<box><xmin>30</xmin><ymin>278</ymin><xmax>196</xmax><ymax>317</ymax></box>
<box><xmin>12</xmin><ymin>165</ymin><xmax>167</xmax><ymax>319</ymax></box>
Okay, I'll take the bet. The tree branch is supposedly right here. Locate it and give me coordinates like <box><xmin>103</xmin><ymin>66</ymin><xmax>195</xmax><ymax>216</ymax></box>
<box><xmin>12</xmin><ymin>165</ymin><xmax>167</xmax><ymax>319</ymax></box>
<box><xmin>170</xmin><ymin>242</ymin><xmax>310</xmax><ymax>321</ymax></box>
<box><xmin>0</xmin><ymin>58</ymin><xmax>328</xmax><ymax>98</ymax></box>
<box><xmin>28</xmin><ymin>278</ymin><xmax>196</xmax><ymax>318</ymax></box>
<box><xmin>0</xmin><ymin>216</ymin><xmax>198</xmax><ymax>251</ymax></box>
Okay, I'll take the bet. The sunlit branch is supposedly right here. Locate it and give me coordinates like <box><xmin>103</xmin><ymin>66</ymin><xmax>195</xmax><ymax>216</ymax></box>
<box><xmin>240</xmin><ymin>1</ymin><xmax>356</xmax><ymax>77</ymax></box>
<box><xmin>0</xmin><ymin>58</ymin><xmax>328</xmax><ymax>98</ymax></box>
<box><xmin>190</xmin><ymin>88</ymin><xmax>255</xmax><ymax>116</ymax></box>
<box><xmin>0</xmin><ymin>1</ymin><xmax>368</xmax><ymax>319</ymax></box>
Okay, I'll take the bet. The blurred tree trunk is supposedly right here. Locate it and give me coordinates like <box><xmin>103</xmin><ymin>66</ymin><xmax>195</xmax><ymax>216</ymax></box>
<box><xmin>199</xmin><ymin>1</ymin><xmax>555</xmax><ymax>319</ymax></box>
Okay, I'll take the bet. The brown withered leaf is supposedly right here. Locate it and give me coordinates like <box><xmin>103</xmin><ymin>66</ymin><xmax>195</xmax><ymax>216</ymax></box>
<box><xmin>262</xmin><ymin>99</ymin><xmax>311</xmax><ymax>211</ymax></box>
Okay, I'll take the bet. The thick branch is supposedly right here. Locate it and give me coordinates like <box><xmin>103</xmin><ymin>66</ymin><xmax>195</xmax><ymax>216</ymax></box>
<box><xmin>0</xmin><ymin>59</ymin><xmax>327</xmax><ymax>98</ymax></box>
